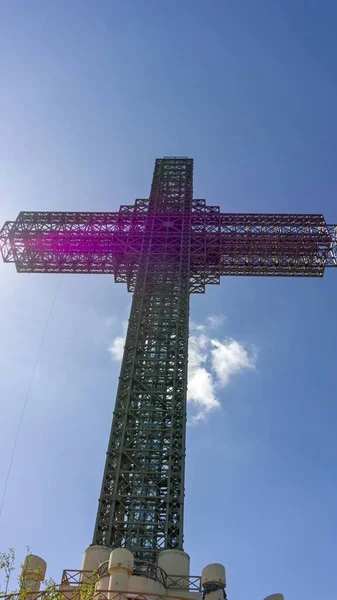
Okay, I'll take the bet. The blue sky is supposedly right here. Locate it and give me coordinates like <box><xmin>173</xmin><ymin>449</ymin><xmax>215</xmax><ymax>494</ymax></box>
<box><xmin>1</xmin><ymin>1</ymin><xmax>337</xmax><ymax>599</ymax></box>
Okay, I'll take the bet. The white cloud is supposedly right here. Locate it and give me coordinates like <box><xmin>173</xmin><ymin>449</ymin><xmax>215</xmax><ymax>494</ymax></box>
<box><xmin>108</xmin><ymin>321</ymin><xmax>127</xmax><ymax>360</ymax></box>
<box><xmin>187</xmin><ymin>332</ymin><xmax>220</xmax><ymax>422</ymax></box>
<box><xmin>190</xmin><ymin>321</ymin><xmax>205</xmax><ymax>332</ymax></box>
<box><xmin>206</xmin><ymin>314</ymin><xmax>226</xmax><ymax>329</ymax></box>
<box><xmin>187</xmin><ymin>319</ymin><xmax>257</xmax><ymax>423</ymax></box>
<box><xmin>188</xmin><ymin>332</ymin><xmax>208</xmax><ymax>367</ymax></box>
<box><xmin>108</xmin><ymin>335</ymin><xmax>125</xmax><ymax>360</ymax></box>
<box><xmin>108</xmin><ymin>314</ymin><xmax>257</xmax><ymax>425</ymax></box>
<box><xmin>211</xmin><ymin>338</ymin><xmax>256</xmax><ymax>386</ymax></box>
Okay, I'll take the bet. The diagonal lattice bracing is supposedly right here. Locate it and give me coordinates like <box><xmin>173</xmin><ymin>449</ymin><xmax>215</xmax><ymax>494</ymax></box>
<box><xmin>93</xmin><ymin>158</ymin><xmax>192</xmax><ymax>562</ymax></box>
<box><xmin>1</xmin><ymin>209</ymin><xmax>336</xmax><ymax>286</ymax></box>
<box><xmin>1</xmin><ymin>157</ymin><xmax>337</xmax><ymax>564</ymax></box>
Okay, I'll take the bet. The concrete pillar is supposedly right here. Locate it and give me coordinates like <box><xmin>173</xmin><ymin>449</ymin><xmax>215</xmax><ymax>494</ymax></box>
<box><xmin>80</xmin><ymin>545</ymin><xmax>111</xmax><ymax>582</ymax></box>
<box><xmin>108</xmin><ymin>548</ymin><xmax>134</xmax><ymax>597</ymax></box>
<box><xmin>157</xmin><ymin>549</ymin><xmax>190</xmax><ymax>589</ymax></box>
<box><xmin>21</xmin><ymin>555</ymin><xmax>47</xmax><ymax>597</ymax></box>
<box><xmin>202</xmin><ymin>563</ymin><xmax>226</xmax><ymax>600</ymax></box>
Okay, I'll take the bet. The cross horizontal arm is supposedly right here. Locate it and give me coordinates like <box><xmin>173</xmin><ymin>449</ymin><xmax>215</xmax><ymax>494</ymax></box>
<box><xmin>190</xmin><ymin>213</ymin><xmax>337</xmax><ymax>287</ymax></box>
<box><xmin>1</xmin><ymin>210</ymin><xmax>336</xmax><ymax>287</ymax></box>
<box><xmin>0</xmin><ymin>211</ymin><xmax>142</xmax><ymax>277</ymax></box>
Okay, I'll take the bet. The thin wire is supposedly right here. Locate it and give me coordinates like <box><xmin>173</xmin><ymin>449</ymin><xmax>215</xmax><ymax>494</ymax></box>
<box><xmin>0</xmin><ymin>275</ymin><xmax>63</xmax><ymax>521</ymax></box>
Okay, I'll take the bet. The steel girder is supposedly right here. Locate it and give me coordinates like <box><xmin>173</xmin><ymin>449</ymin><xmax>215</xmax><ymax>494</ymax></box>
<box><xmin>93</xmin><ymin>158</ymin><xmax>192</xmax><ymax>562</ymax></box>
<box><xmin>1</xmin><ymin>210</ymin><xmax>336</xmax><ymax>290</ymax></box>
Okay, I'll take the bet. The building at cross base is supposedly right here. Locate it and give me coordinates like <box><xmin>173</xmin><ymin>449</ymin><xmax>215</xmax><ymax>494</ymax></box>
<box><xmin>4</xmin><ymin>157</ymin><xmax>331</xmax><ymax>600</ymax></box>
<box><xmin>20</xmin><ymin>548</ymin><xmax>283</xmax><ymax>600</ymax></box>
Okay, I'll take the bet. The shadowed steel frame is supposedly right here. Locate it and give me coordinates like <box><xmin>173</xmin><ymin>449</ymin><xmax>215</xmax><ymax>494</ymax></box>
<box><xmin>1</xmin><ymin>157</ymin><xmax>337</xmax><ymax>563</ymax></box>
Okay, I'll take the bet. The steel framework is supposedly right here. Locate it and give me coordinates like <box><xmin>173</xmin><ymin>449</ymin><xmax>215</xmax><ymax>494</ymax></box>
<box><xmin>1</xmin><ymin>157</ymin><xmax>337</xmax><ymax>564</ymax></box>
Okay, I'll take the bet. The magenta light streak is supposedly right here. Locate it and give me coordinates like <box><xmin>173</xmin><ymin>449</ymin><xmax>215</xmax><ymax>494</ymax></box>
<box><xmin>25</xmin><ymin>232</ymin><xmax>141</xmax><ymax>255</ymax></box>
<box><xmin>1</xmin><ymin>211</ymin><xmax>335</xmax><ymax>277</ymax></box>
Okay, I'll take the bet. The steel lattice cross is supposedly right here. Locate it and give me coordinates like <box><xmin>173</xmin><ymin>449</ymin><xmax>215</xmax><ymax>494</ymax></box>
<box><xmin>1</xmin><ymin>157</ymin><xmax>337</xmax><ymax>564</ymax></box>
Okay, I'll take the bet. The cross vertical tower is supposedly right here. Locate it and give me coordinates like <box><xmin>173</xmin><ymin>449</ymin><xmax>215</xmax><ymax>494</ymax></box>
<box><xmin>94</xmin><ymin>158</ymin><xmax>192</xmax><ymax>562</ymax></box>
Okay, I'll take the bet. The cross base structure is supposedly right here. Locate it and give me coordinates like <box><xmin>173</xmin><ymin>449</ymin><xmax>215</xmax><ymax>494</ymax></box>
<box><xmin>12</xmin><ymin>545</ymin><xmax>284</xmax><ymax>600</ymax></box>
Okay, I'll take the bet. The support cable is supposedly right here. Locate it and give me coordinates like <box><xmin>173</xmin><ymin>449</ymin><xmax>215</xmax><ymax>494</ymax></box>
<box><xmin>0</xmin><ymin>275</ymin><xmax>63</xmax><ymax>523</ymax></box>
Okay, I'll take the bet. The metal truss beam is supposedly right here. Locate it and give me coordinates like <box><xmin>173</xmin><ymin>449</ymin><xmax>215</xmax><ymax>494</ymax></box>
<box><xmin>1</xmin><ymin>211</ymin><xmax>336</xmax><ymax>291</ymax></box>
<box><xmin>93</xmin><ymin>158</ymin><xmax>192</xmax><ymax>562</ymax></box>
<box><xmin>1</xmin><ymin>156</ymin><xmax>337</xmax><ymax>564</ymax></box>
